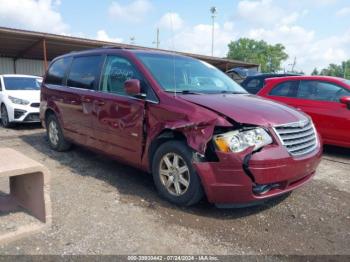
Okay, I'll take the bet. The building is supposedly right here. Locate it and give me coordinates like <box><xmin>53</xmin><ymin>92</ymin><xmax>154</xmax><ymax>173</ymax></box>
<box><xmin>0</xmin><ymin>27</ymin><xmax>258</xmax><ymax>77</ymax></box>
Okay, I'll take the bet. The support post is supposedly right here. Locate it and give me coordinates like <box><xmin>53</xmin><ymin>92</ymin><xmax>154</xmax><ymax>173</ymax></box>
<box><xmin>13</xmin><ymin>58</ymin><xmax>16</xmax><ymax>74</ymax></box>
<box><xmin>42</xmin><ymin>38</ymin><xmax>48</xmax><ymax>72</ymax></box>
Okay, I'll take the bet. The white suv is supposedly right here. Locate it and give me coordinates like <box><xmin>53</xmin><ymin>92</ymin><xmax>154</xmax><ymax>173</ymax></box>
<box><xmin>0</xmin><ymin>74</ymin><xmax>42</xmax><ymax>127</ymax></box>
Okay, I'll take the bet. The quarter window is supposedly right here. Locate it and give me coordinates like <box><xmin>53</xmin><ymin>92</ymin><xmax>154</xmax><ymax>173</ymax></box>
<box><xmin>45</xmin><ymin>57</ymin><xmax>71</xmax><ymax>85</ymax></box>
<box><xmin>298</xmin><ymin>81</ymin><xmax>350</xmax><ymax>102</ymax></box>
<box><xmin>67</xmin><ymin>56</ymin><xmax>102</xmax><ymax>90</ymax></box>
<box><xmin>269</xmin><ymin>81</ymin><xmax>299</xmax><ymax>97</ymax></box>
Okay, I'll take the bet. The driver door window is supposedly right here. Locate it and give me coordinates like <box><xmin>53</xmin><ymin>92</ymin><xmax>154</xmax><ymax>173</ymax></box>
<box><xmin>100</xmin><ymin>56</ymin><xmax>141</xmax><ymax>96</ymax></box>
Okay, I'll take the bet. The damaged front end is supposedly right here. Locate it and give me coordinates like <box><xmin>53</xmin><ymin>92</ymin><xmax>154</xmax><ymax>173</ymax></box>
<box><xmin>143</xmin><ymin>99</ymin><xmax>321</xmax><ymax>206</ymax></box>
<box><xmin>192</xmin><ymin>123</ymin><xmax>322</xmax><ymax>206</ymax></box>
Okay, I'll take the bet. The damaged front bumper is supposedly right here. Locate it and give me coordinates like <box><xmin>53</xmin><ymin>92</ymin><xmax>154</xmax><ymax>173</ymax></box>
<box><xmin>194</xmin><ymin>141</ymin><xmax>322</xmax><ymax>206</ymax></box>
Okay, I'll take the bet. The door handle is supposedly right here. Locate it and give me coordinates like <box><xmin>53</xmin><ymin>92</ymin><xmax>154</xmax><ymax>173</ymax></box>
<box><xmin>95</xmin><ymin>100</ymin><xmax>105</xmax><ymax>106</ymax></box>
<box><xmin>81</xmin><ymin>97</ymin><xmax>92</xmax><ymax>103</ymax></box>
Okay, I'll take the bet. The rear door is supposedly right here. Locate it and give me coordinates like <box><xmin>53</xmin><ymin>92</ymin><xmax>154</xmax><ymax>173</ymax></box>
<box><xmin>63</xmin><ymin>55</ymin><xmax>103</xmax><ymax>143</ymax></box>
<box><xmin>91</xmin><ymin>55</ymin><xmax>150</xmax><ymax>165</ymax></box>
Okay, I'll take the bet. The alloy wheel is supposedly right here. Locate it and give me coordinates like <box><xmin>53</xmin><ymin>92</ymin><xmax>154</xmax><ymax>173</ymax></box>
<box><xmin>48</xmin><ymin>120</ymin><xmax>59</xmax><ymax>146</ymax></box>
<box><xmin>159</xmin><ymin>153</ymin><xmax>190</xmax><ymax>196</ymax></box>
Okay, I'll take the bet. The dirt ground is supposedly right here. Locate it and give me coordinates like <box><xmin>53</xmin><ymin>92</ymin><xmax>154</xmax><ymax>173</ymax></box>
<box><xmin>0</xmin><ymin>124</ymin><xmax>349</xmax><ymax>255</ymax></box>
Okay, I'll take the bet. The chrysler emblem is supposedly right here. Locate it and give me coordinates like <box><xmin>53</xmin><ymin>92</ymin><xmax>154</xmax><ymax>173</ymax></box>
<box><xmin>290</xmin><ymin>120</ymin><xmax>308</xmax><ymax>128</ymax></box>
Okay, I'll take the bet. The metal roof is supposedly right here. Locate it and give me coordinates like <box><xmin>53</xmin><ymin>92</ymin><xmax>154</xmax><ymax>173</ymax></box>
<box><xmin>0</xmin><ymin>27</ymin><xmax>258</xmax><ymax>71</ymax></box>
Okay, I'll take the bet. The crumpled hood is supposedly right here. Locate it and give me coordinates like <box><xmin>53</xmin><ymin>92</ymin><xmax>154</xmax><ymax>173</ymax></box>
<box><xmin>5</xmin><ymin>90</ymin><xmax>40</xmax><ymax>103</ymax></box>
<box><xmin>179</xmin><ymin>94</ymin><xmax>308</xmax><ymax>126</ymax></box>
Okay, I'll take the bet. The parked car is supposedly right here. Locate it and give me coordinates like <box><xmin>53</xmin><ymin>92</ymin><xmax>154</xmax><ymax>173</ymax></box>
<box><xmin>241</xmin><ymin>73</ymin><xmax>301</xmax><ymax>94</ymax></box>
<box><xmin>0</xmin><ymin>74</ymin><xmax>42</xmax><ymax>127</ymax></box>
<box><xmin>40</xmin><ymin>48</ymin><xmax>322</xmax><ymax>207</ymax></box>
<box><xmin>225</xmin><ymin>67</ymin><xmax>259</xmax><ymax>83</ymax></box>
<box><xmin>258</xmin><ymin>75</ymin><xmax>350</xmax><ymax>148</ymax></box>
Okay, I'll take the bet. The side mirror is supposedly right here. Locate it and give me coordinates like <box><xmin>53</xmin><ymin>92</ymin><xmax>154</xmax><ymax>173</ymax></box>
<box><xmin>340</xmin><ymin>96</ymin><xmax>350</xmax><ymax>109</ymax></box>
<box><xmin>124</xmin><ymin>79</ymin><xmax>145</xmax><ymax>98</ymax></box>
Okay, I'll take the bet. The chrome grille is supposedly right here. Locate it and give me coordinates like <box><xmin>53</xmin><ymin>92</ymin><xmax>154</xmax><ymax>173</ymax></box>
<box><xmin>273</xmin><ymin>120</ymin><xmax>318</xmax><ymax>156</ymax></box>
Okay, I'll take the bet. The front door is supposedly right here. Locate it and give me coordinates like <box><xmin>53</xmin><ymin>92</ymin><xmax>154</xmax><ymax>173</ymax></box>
<box><xmin>91</xmin><ymin>55</ymin><xmax>147</xmax><ymax>165</ymax></box>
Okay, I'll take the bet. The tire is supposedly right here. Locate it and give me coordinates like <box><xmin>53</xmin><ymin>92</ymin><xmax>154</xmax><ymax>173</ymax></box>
<box><xmin>152</xmin><ymin>140</ymin><xmax>204</xmax><ymax>206</ymax></box>
<box><xmin>46</xmin><ymin>114</ymin><xmax>71</xmax><ymax>151</ymax></box>
<box><xmin>1</xmin><ymin>104</ymin><xmax>12</xmax><ymax>128</ymax></box>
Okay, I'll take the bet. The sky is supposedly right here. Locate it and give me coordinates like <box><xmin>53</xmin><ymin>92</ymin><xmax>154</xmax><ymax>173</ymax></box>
<box><xmin>0</xmin><ymin>0</ymin><xmax>349</xmax><ymax>73</ymax></box>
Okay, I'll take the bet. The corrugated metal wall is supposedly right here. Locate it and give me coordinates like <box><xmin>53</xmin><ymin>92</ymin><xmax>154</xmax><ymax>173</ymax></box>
<box><xmin>0</xmin><ymin>57</ymin><xmax>48</xmax><ymax>76</ymax></box>
<box><xmin>0</xmin><ymin>57</ymin><xmax>14</xmax><ymax>74</ymax></box>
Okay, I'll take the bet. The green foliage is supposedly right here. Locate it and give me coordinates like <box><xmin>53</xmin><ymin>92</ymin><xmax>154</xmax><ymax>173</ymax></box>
<box><xmin>319</xmin><ymin>60</ymin><xmax>350</xmax><ymax>79</ymax></box>
<box><xmin>311</xmin><ymin>68</ymin><xmax>319</xmax><ymax>75</ymax></box>
<box><xmin>227</xmin><ymin>38</ymin><xmax>288</xmax><ymax>73</ymax></box>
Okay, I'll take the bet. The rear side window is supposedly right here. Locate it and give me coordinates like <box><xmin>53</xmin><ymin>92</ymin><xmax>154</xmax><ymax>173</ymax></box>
<box><xmin>243</xmin><ymin>78</ymin><xmax>262</xmax><ymax>94</ymax></box>
<box><xmin>269</xmin><ymin>81</ymin><xmax>299</xmax><ymax>97</ymax></box>
<box><xmin>67</xmin><ymin>56</ymin><xmax>103</xmax><ymax>90</ymax></box>
<box><xmin>45</xmin><ymin>57</ymin><xmax>71</xmax><ymax>85</ymax></box>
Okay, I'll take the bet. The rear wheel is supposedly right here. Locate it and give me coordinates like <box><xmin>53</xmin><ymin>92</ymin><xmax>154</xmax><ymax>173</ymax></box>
<box><xmin>152</xmin><ymin>141</ymin><xmax>204</xmax><ymax>206</ymax></box>
<box><xmin>46</xmin><ymin>114</ymin><xmax>71</xmax><ymax>151</ymax></box>
<box><xmin>1</xmin><ymin>104</ymin><xmax>12</xmax><ymax>128</ymax></box>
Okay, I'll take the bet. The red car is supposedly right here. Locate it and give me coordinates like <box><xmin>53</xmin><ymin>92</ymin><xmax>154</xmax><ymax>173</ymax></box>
<box><xmin>258</xmin><ymin>76</ymin><xmax>350</xmax><ymax>148</ymax></box>
<box><xmin>40</xmin><ymin>48</ymin><xmax>322</xmax><ymax>207</ymax></box>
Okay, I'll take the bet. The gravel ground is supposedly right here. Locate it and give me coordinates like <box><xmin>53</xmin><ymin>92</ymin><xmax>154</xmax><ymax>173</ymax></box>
<box><xmin>0</xmin><ymin>124</ymin><xmax>349</xmax><ymax>255</ymax></box>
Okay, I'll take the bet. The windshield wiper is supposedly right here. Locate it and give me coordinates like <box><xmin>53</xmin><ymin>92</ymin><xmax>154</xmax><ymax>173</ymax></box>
<box><xmin>165</xmin><ymin>90</ymin><xmax>201</xmax><ymax>95</ymax></box>
<box><xmin>218</xmin><ymin>90</ymin><xmax>247</xmax><ymax>94</ymax></box>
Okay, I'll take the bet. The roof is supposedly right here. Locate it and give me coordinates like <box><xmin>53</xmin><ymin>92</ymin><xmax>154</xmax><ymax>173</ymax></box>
<box><xmin>0</xmin><ymin>74</ymin><xmax>42</xmax><ymax>78</ymax></box>
<box><xmin>264</xmin><ymin>75</ymin><xmax>349</xmax><ymax>85</ymax></box>
<box><xmin>0</xmin><ymin>27</ymin><xmax>259</xmax><ymax>71</ymax></box>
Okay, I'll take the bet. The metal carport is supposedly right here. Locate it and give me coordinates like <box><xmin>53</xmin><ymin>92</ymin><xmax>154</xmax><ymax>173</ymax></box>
<box><xmin>0</xmin><ymin>27</ymin><xmax>259</xmax><ymax>76</ymax></box>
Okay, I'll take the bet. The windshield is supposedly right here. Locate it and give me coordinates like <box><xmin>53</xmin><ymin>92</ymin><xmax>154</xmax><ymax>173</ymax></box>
<box><xmin>3</xmin><ymin>77</ymin><xmax>41</xmax><ymax>90</ymax></box>
<box><xmin>136</xmin><ymin>53</ymin><xmax>247</xmax><ymax>94</ymax></box>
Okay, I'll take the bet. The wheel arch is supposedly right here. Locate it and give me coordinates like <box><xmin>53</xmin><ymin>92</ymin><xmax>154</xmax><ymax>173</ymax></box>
<box><xmin>148</xmin><ymin>129</ymin><xmax>187</xmax><ymax>171</ymax></box>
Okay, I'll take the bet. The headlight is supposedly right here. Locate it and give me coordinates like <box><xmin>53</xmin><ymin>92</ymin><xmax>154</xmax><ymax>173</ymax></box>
<box><xmin>214</xmin><ymin>128</ymin><xmax>273</xmax><ymax>153</ymax></box>
<box><xmin>8</xmin><ymin>96</ymin><xmax>30</xmax><ymax>105</ymax></box>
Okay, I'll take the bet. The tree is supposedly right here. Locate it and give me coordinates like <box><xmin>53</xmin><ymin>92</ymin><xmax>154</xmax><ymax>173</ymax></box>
<box><xmin>319</xmin><ymin>60</ymin><xmax>350</xmax><ymax>79</ymax></box>
<box><xmin>227</xmin><ymin>38</ymin><xmax>288</xmax><ymax>73</ymax></box>
<box><xmin>311</xmin><ymin>68</ymin><xmax>319</xmax><ymax>75</ymax></box>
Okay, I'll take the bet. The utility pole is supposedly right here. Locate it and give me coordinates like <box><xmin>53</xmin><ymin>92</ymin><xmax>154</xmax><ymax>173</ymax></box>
<box><xmin>210</xmin><ymin>7</ymin><xmax>217</xmax><ymax>56</ymax></box>
<box><xmin>289</xmin><ymin>56</ymin><xmax>296</xmax><ymax>72</ymax></box>
<box><xmin>153</xmin><ymin>28</ymin><xmax>160</xmax><ymax>48</ymax></box>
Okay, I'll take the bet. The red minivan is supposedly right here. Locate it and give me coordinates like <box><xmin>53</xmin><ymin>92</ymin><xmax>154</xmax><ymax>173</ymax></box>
<box><xmin>40</xmin><ymin>48</ymin><xmax>322</xmax><ymax>207</ymax></box>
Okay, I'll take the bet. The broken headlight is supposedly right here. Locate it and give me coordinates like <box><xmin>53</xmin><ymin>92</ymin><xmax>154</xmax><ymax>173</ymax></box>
<box><xmin>213</xmin><ymin>128</ymin><xmax>273</xmax><ymax>153</ymax></box>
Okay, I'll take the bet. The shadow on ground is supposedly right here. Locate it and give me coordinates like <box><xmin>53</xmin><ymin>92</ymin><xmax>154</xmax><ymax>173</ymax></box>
<box><xmin>0</xmin><ymin>123</ymin><xmax>42</xmax><ymax>130</ymax></box>
<box><xmin>17</xmin><ymin>131</ymin><xmax>348</xmax><ymax>220</ymax></box>
<box><xmin>323</xmin><ymin>145</ymin><xmax>350</xmax><ymax>159</ymax></box>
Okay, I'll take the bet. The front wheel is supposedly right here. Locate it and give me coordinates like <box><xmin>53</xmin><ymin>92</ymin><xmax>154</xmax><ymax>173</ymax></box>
<box><xmin>152</xmin><ymin>141</ymin><xmax>204</xmax><ymax>206</ymax></box>
<box><xmin>1</xmin><ymin>104</ymin><xmax>12</xmax><ymax>128</ymax></box>
<box><xmin>46</xmin><ymin>114</ymin><xmax>71</xmax><ymax>151</ymax></box>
